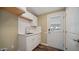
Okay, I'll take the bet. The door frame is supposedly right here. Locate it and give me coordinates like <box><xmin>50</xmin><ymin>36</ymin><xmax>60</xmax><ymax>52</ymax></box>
<box><xmin>47</xmin><ymin>11</ymin><xmax>66</xmax><ymax>50</ymax></box>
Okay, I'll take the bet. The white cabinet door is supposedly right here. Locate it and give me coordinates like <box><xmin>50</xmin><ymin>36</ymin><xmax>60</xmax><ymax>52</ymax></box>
<box><xmin>21</xmin><ymin>12</ymin><xmax>33</xmax><ymax>20</ymax></box>
<box><xmin>32</xmin><ymin>35</ymin><xmax>37</xmax><ymax>49</ymax></box>
<box><xmin>18</xmin><ymin>35</ymin><xmax>26</xmax><ymax>51</ymax></box>
<box><xmin>18</xmin><ymin>18</ymin><xmax>27</xmax><ymax>34</ymax></box>
<box><xmin>26</xmin><ymin>35</ymin><xmax>38</xmax><ymax>51</ymax></box>
<box><xmin>26</xmin><ymin>34</ymin><xmax>41</xmax><ymax>51</ymax></box>
<box><xmin>31</xmin><ymin>15</ymin><xmax>38</xmax><ymax>26</ymax></box>
<box><xmin>33</xmin><ymin>34</ymin><xmax>41</xmax><ymax>48</ymax></box>
<box><xmin>32</xmin><ymin>35</ymin><xmax>38</xmax><ymax>48</ymax></box>
<box><xmin>26</xmin><ymin>36</ymin><xmax>33</xmax><ymax>51</ymax></box>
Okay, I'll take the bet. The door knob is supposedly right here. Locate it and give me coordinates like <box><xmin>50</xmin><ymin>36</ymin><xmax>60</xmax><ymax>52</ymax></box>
<box><xmin>48</xmin><ymin>28</ymin><xmax>50</xmax><ymax>31</ymax></box>
<box><xmin>73</xmin><ymin>39</ymin><xmax>79</xmax><ymax>43</ymax></box>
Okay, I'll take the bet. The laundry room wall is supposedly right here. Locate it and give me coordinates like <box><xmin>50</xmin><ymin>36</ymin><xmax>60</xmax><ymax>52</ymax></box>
<box><xmin>0</xmin><ymin>10</ymin><xmax>18</xmax><ymax>51</ymax></box>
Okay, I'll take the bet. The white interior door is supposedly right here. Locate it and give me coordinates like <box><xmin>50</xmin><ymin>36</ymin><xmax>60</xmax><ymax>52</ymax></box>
<box><xmin>47</xmin><ymin>11</ymin><xmax>65</xmax><ymax>50</ymax></box>
<box><xmin>66</xmin><ymin>8</ymin><xmax>79</xmax><ymax>51</ymax></box>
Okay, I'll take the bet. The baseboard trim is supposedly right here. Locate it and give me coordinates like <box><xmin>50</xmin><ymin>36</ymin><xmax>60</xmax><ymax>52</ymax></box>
<box><xmin>40</xmin><ymin>43</ymin><xmax>48</xmax><ymax>46</ymax></box>
<box><xmin>40</xmin><ymin>43</ymin><xmax>64</xmax><ymax>51</ymax></box>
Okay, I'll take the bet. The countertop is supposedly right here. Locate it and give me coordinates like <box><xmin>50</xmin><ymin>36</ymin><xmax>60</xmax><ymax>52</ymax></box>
<box><xmin>18</xmin><ymin>32</ymin><xmax>41</xmax><ymax>37</ymax></box>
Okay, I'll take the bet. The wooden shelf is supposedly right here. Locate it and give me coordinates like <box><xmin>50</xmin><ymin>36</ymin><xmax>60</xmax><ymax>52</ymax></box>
<box><xmin>0</xmin><ymin>7</ymin><xmax>25</xmax><ymax>16</ymax></box>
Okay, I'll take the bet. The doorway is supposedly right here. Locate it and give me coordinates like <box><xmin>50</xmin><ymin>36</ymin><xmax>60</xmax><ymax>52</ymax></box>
<box><xmin>47</xmin><ymin>11</ymin><xmax>65</xmax><ymax>50</ymax></box>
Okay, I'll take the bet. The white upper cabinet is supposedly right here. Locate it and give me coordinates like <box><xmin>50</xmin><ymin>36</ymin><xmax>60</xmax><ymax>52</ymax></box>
<box><xmin>21</xmin><ymin>12</ymin><xmax>33</xmax><ymax>20</ymax></box>
<box><xmin>19</xmin><ymin>7</ymin><xmax>38</xmax><ymax>26</ymax></box>
<box><xmin>18</xmin><ymin>7</ymin><xmax>33</xmax><ymax>20</ymax></box>
<box><xmin>31</xmin><ymin>15</ymin><xmax>38</xmax><ymax>26</ymax></box>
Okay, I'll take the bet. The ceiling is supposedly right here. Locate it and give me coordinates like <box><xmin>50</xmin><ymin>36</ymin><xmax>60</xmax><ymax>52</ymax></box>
<box><xmin>27</xmin><ymin>7</ymin><xmax>65</xmax><ymax>16</ymax></box>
